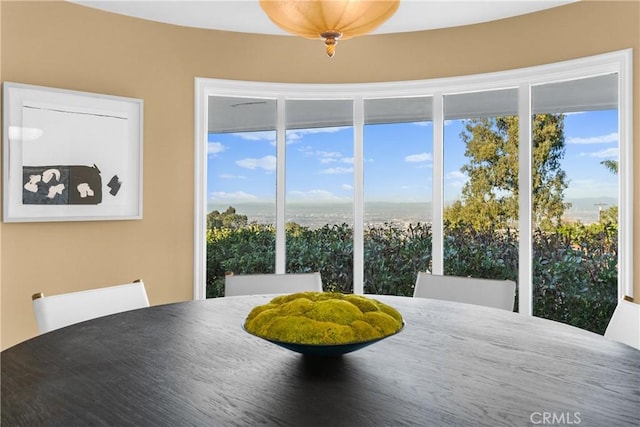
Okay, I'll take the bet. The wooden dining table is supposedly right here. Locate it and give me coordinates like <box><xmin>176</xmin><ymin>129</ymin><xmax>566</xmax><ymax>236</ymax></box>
<box><xmin>2</xmin><ymin>294</ymin><xmax>639</xmax><ymax>426</ymax></box>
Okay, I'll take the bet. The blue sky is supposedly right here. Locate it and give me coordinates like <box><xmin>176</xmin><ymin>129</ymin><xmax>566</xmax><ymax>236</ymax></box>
<box><xmin>207</xmin><ymin>110</ymin><xmax>618</xmax><ymax>208</ymax></box>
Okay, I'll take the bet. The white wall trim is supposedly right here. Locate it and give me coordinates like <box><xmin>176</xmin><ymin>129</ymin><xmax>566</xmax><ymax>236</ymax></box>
<box><xmin>618</xmin><ymin>49</ymin><xmax>634</xmax><ymax>298</ymax></box>
<box><xmin>193</xmin><ymin>78</ymin><xmax>208</xmax><ymax>300</ymax></box>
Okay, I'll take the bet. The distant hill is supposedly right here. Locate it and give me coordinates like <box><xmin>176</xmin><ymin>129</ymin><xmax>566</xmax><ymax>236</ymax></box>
<box><xmin>209</xmin><ymin>197</ymin><xmax>617</xmax><ymax>228</ymax></box>
<box><xmin>563</xmin><ymin>197</ymin><xmax>618</xmax><ymax>223</ymax></box>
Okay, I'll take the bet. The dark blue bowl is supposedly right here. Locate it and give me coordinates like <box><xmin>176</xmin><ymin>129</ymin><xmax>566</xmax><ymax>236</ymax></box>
<box><xmin>242</xmin><ymin>322</ymin><xmax>405</xmax><ymax>356</ymax></box>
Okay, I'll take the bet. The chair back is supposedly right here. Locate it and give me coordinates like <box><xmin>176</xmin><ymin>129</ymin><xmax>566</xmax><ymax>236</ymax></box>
<box><xmin>224</xmin><ymin>272</ymin><xmax>323</xmax><ymax>297</ymax></box>
<box><xmin>413</xmin><ymin>272</ymin><xmax>516</xmax><ymax>311</ymax></box>
<box><xmin>32</xmin><ymin>280</ymin><xmax>150</xmax><ymax>334</ymax></box>
<box><xmin>604</xmin><ymin>296</ymin><xmax>640</xmax><ymax>350</ymax></box>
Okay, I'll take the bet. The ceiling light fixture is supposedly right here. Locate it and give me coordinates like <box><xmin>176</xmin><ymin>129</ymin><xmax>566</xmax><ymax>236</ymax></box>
<box><xmin>259</xmin><ymin>0</ymin><xmax>400</xmax><ymax>57</ymax></box>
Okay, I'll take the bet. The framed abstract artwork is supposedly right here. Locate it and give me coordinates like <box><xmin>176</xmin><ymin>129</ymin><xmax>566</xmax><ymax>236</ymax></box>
<box><xmin>2</xmin><ymin>82</ymin><xmax>143</xmax><ymax>222</ymax></box>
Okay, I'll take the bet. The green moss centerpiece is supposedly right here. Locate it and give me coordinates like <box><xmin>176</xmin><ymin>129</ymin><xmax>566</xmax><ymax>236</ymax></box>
<box><xmin>243</xmin><ymin>292</ymin><xmax>404</xmax><ymax>355</ymax></box>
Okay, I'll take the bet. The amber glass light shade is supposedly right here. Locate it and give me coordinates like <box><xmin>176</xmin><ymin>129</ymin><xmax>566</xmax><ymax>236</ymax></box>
<box><xmin>259</xmin><ymin>0</ymin><xmax>400</xmax><ymax>57</ymax></box>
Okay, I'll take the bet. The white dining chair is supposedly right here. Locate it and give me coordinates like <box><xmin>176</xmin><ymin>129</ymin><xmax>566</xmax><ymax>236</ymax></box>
<box><xmin>604</xmin><ymin>296</ymin><xmax>640</xmax><ymax>350</ymax></box>
<box><xmin>224</xmin><ymin>272</ymin><xmax>323</xmax><ymax>297</ymax></box>
<box><xmin>413</xmin><ymin>272</ymin><xmax>516</xmax><ymax>311</ymax></box>
<box><xmin>32</xmin><ymin>280</ymin><xmax>150</xmax><ymax>334</ymax></box>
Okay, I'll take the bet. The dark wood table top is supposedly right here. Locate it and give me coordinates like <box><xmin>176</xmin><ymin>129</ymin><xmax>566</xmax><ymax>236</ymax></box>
<box><xmin>2</xmin><ymin>295</ymin><xmax>639</xmax><ymax>426</ymax></box>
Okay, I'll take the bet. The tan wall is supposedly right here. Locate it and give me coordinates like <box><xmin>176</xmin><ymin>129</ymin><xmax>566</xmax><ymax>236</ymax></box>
<box><xmin>1</xmin><ymin>0</ymin><xmax>638</xmax><ymax>349</ymax></box>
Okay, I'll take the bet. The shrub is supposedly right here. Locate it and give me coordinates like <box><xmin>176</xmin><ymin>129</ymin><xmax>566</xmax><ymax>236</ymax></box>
<box><xmin>363</xmin><ymin>222</ymin><xmax>432</xmax><ymax>296</ymax></box>
<box><xmin>206</xmin><ymin>220</ymin><xmax>617</xmax><ymax>334</ymax></box>
<box><xmin>532</xmin><ymin>222</ymin><xmax>618</xmax><ymax>334</ymax></box>
<box><xmin>206</xmin><ymin>225</ymin><xmax>275</xmax><ymax>298</ymax></box>
<box><xmin>286</xmin><ymin>224</ymin><xmax>353</xmax><ymax>293</ymax></box>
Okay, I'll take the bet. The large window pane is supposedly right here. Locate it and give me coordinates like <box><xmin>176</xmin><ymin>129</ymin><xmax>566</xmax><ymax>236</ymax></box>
<box><xmin>363</xmin><ymin>97</ymin><xmax>433</xmax><ymax>296</ymax></box>
<box><xmin>285</xmin><ymin>99</ymin><xmax>354</xmax><ymax>293</ymax></box>
<box><xmin>531</xmin><ymin>74</ymin><xmax>619</xmax><ymax>333</ymax></box>
<box><xmin>443</xmin><ymin>89</ymin><xmax>520</xmax><ymax>305</ymax></box>
<box><xmin>207</xmin><ymin>96</ymin><xmax>277</xmax><ymax>297</ymax></box>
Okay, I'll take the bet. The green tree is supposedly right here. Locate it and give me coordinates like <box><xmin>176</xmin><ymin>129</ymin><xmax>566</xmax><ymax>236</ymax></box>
<box><xmin>445</xmin><ymin>114</ymin><xmax>568</xmax><ymax>230</ymax></box>
<box><xmin>600</xmin><ymin>159</ymin><xmax>618</xmax><ymax>175</ymax></box>
<box><xmin>207</xmin><ymin>206</ymin><xmax>248</xmax><ymax>230</ymax></box>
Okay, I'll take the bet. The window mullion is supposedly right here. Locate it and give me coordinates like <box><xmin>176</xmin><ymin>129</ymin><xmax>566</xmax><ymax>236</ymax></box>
<box><xmin>432</xmin><ymin>93</ymin><xmax>444</xmax><ymax>275</ymax></box>
<box><xmin>518</xmin><ymin>83</ymin><xmax>533</xmax><ymax>315</ymax></box>
<box><xmin>275</xmin><ymin>97</ymin><xmax>286</xmax><ymax>274</ymax></box>
<box><xmin>353</xmin><ymin>96</ymin><xmax>364</xmax><ymax>294</ymax></box>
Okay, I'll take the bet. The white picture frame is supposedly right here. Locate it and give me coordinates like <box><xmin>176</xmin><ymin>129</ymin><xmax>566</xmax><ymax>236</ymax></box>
<box><xmin>2</xmin><ymin>82</ymin><xmax>143</xmax><ymax>222</ymax></box>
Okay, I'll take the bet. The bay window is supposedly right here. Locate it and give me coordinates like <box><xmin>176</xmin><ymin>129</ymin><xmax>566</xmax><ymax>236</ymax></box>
<box><xmin>195</xmin><ymin>49</ymin><xmax>633</xmax><ymax>334</ymax></box>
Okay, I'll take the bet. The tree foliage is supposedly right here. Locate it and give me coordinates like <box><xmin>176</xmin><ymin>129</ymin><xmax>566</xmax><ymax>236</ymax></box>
<box><xmin>207</xmin><ymin>206</ymin><xmax>248</xmax><ymax>230</ymax></box>
<box><xmin>445</xmin><ymin>114</ymin><xmax>569</xmax><ymax>231</ymax></box>
<box><xmin>600</xmin><ymin>159</ymin><xmax>618</xmax><ymax>175</ymax></box>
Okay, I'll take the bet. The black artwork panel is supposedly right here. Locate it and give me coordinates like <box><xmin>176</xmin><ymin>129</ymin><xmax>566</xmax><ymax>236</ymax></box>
<box><xmin>22</xmin><ymin>164</ymin><xmax>103</xmax><ymax>205</ymax></box>
<box><xmin>69</xmin><ymin>165</ymin><xmax>102</xmax><ymax>205</ymax></box>
<box><xmin>22</xmin><ymin>166</ymin><xmax>70</xmax><ymax>205</ymax></box>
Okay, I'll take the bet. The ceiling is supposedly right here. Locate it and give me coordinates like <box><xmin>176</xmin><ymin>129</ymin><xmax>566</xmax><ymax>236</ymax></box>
<box><xmin>67</xmin><ymin>0</ymin><xmax>606</xmax><ymax>134</ymax></box>
<box><xmin>69</xmin><ymin>1</ymin><xmax>577</xmax><ymax>36</ymax></box>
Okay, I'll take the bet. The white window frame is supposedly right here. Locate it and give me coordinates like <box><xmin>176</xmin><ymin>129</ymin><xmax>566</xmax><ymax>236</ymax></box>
<box><xmin>194</xmin><ymin>49</ymin><xmax>633</xmax><ymax>315</ymax></box>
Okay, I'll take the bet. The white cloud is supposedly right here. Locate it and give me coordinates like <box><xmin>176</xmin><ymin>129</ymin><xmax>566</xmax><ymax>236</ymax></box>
<box><xmin>446</xmin><ymin>170</ymin><xmax>467</xmax><ymax>183</ymax></box>
<box><xmin>342</xmin><ymin>184</ymin><xmax>353</xmax><ymax>191</ymax></box>
<box><xmin>288</xmin><ymin>189</ymin><xmax>346</xmax><ymax>202</ymax></box>
<box><xmin>291</xmin><ymin>127</ymin><xmax>345</xmax><ymax>136</ymax></box>
<box><xmin>405</xmin><ymin>152</ymin><xmax>432</xmax><ymax>163</ymax></box>
<box><xmin>286</xmin><ymin>127</ymin><xmax>347</xmax><ymax>144</ymax></box>
<box><xmin>314</xmin><ymin>150</ymin><xmax>342</xmax><ymax>163</ymax></box>
<box><xmin>232</xmin><ymin>127</ymin><xmax>347</xmax><ymax>146</ymax></box>
<box><xmin>297</xmin><ymin>146</ymin><xmax>356</xmax><ymax>168</ymax></box>
<box><xmin>414</xmin><ymin>121</ymin><xmax>432</xmax><ymax>127</ymax></box>
<box><xmin>236</xmin><ymin>155</ymin><xmax>276</xmax><ymax>172</ymax></box>
<box><xmin>567</xmin><ymin>132</ymin><xmax>618</xmax><ymax>144</ymax></box>
<box><xmin>319</xmin><ymin>166</ymin><xmax>353</xmax><ymax>175</ymax></box>
<box><xmin>218</xmin><ymin>174</ymin><xmax>246</xmax><ymax>180</ymax></box>
<box><xmin>208</xmin><ymin>141</ymin><xmax>226</xmax><ymax>156</ymax></box>
<box><xmin>447</xmin><ymin>170</ymin><xmax>465</xmax><ymax>179</ymax></box>
<box><xmin>231</xmin><ymin>131</ymin><xmax>276</xmax><ymax>143</ymax></box>
<box><xmin>209</xmin><ymin>191</ymin><xmax>258</xmax><ymax>202</ymax></box>
<box><xmin>299</xmin><ymin>147</ymin><xmax>346</xmax><ymax>163</ymax></box>
<box><xmin>286</xmin><ymin>133</ymin><xmax>302</xmax><ymax>144</ymax></box>
<box><xmin>445</xmin><ymin>170</ymin><xmax>467</xmax><ymax>191</ymax></box>
<box><xmin>579</xmin><ymin>147</ymin><xmax>619</xmax><ymax>158</ymax></box>
<box><xmin>320</xmin><ymin>158</ymin><xmax>338</xmax><ymax>164</ymax></box>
